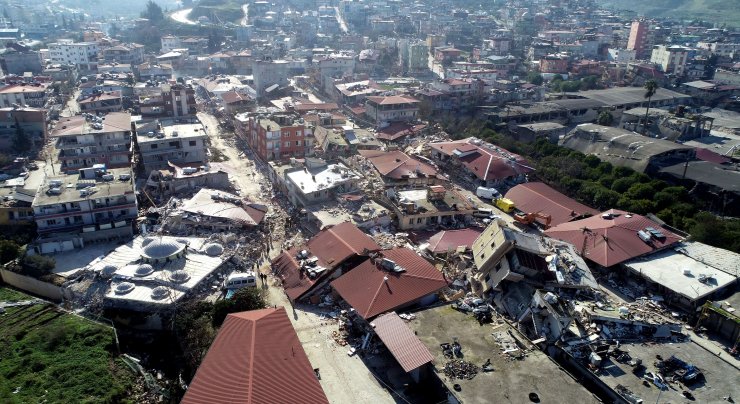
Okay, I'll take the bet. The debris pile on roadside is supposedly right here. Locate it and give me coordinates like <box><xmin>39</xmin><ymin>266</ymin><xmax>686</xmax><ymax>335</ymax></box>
<box><xmin>443</xmin><ymin>360</ymin><xmax>479</xmax><ymax>380</ymax></box>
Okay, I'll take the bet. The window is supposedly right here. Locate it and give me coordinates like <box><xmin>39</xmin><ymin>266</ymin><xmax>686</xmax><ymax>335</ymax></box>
<box><xmin>151</xmin><ymin>144</ymin><xmax>158</xmax><ymax>149</ymax></box>
<box><xmin>284</xmin><ymin>141</ymin><xmax>290</xmax><ymax>147</ymax></box>
<box><xmin>417</xmin><ymin>217</ymin><xmax>423</xmax><ymax>224</ymax></box>
<box><xmin>408</xmin><ymin>219</ymin><xmax>414</xmax><ymax>225</ymax></box>
<box><xmin>295</xmin><ymin>141</ymin><xmax>300</xmax><ymax>146</ymax></box>
<box><xmin>189</xmin><ymin>140</ymin><xmax>197</xmax><ymax>146</ymax></box>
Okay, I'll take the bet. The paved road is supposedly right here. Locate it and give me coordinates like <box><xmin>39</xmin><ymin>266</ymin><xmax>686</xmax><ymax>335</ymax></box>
<box><xmin>170</xmin><ymin>8</ymin><xmax>197</xmax><ymax>25</ymax></box>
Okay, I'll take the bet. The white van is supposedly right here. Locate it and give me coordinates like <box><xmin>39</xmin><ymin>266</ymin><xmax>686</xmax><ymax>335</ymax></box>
<box><xmin>476</xmin><ymin>187</ymin><xmax>500</xmax><ymax>200</ymax></box>
<box><xmin>224</xmin><ymin>272</ymin><xmax>257</xmax><ymax>289</ymax></box>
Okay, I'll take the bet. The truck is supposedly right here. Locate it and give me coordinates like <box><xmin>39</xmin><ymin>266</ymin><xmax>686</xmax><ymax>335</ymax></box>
<box><xmin>476</xmin><ymin>186</ymin><xmax>500</xmax><ymax>200</ymax></box>
<box><xmin>495</xmin><ymin>198</ymin><xmax>515</xmax><ymax>213</ymax></box>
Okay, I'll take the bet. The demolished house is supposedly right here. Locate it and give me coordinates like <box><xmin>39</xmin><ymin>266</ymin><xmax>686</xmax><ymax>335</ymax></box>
<box><xmin>471</xmin><ymin>220</ymin><xmax>598</xmax><ymax>298</ymax></box>
<box><xmin>143</xmin><ymin>162</ymin><xmax>232</xmax><ymax>202</ymax></box>
<box><xmin>357</xmin><ymin>149</ymin><xmax>444</xmax><ymax>187</ymax></box>
<box><xmin>384</xmin><ymin>185</ymin><xmax>475</xmax><ymax>230</ymax></box>
<box><xmin>330</xmin><ymin>247</ymin><xmax>448</xmax><ymax>319</ymax></box>
<box><xmin>271</xmin><ymin>222</ymin><xmax>381</xmax><ymax>302</ymax></box>
<box><xmin>165</xmin><ymin>188</ymin><xmax>267</xmax><ymax>233</ymax></box>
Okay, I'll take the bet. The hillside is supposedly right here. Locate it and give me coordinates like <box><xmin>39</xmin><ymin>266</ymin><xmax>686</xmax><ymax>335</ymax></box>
<box><xmin>599</xmin><ymin>0</ymin><xmax>740</xmax><ymax>27</ymax></box>
<box><xmin>188</xmin><ymin>0</ymin><xmax>244</xmax><ymax>24</ymax></box>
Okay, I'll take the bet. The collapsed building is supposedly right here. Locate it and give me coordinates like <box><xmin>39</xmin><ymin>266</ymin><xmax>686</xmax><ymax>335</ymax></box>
<box><xmin>164</xmin><ymin>188</ymin><xmax>267</xmax><ymax>234</ymax></box>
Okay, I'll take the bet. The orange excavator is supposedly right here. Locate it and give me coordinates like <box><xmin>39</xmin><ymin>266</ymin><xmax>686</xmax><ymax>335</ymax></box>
<box><xmin>513</xmin><ymin>211</ymin><xmax>552</xmax><ymax>229</ymax></box>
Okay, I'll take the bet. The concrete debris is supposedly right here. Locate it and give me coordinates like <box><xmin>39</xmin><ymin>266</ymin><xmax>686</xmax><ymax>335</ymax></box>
<box><xmin>443</xmin><ymin>360</ymin><xmax>479</xmax><ymax>380</ymax></box>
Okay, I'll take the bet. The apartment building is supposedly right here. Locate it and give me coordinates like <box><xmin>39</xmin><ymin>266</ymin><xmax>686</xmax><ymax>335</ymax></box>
<box><xmin>52</xmin><ymin>112</ymin><xmax>133</xmax><ymax>172</ymax></box>
<box><xmin>102</xmin><ymin>43</ymin><xmax>145</xmax><ymax>65</ymax></box>
<box><xmin>162</xmin><ymin>83</ymin><xmax>197</xmax><ymax>118</ymax></box>
<box><xmin>0</xmin><ymin>107</ymin><xmax>47</xmax><ymax>152</ymax></box>
<box><xmin>365</xmin><ymin>95</ymin><xmax>420</xmax><ymax>125</ymax></box>
<box><xmin>627</xmin><ymin>19</ymin><xmax>653</xmax><ymax>59</ymax></box>
<box><xmin>235</xmin><ymin>113</ymin><xmax>314</xmax><ymax>161</ymax></box>
<box><xmin>0</xmin><ymin>82</ymin><xmax>51</xmax><ymax>108</ymax></box>
<box><xmin>134</xmin><ymin>119</ymin><xmax>208</xmax><ymax>172</ymax></box>
<box><xmin>650</xmin><ymin>45</ymin><xmax>689</xmax><ymax>76</ymax></box>
<box><xmin>48</xmin><ymin>40</ymin><xmax>99</xmax><ymax>70</ymax></box>
<box><xmin>31</xmin><ymin>166</ymin><xmax>137</xmax><ymax>254</ymax></box>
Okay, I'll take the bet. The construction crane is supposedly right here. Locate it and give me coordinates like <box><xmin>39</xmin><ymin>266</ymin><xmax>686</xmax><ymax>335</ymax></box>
<box><xmin>513</xmin><ymin>211</ymin><xmax>552</xmax><ymax>229</ymax></box>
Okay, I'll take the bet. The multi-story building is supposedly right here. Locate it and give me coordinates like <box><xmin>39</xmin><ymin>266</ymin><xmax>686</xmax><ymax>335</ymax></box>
<box><xmin>408</xmin><ymin>42</ymin><xmax>429</xmax><ymax>71</ymax></box>
<box><xmin>252</xmin><ymin>59</ymin><xmax>290</xmax><ymax>97</ymax></box>
<box><xmin>0</xmin><ymin>82</ymin><xmax>51</xmax><ymax>108</ymax></box>
<box><xmin>0</xmin><ymin>45</ymin><xmax>42</xmax><ymax>75</ymax></box>
<box><xmin>48</xmin><ymin>40</ymin><xmax>99</xmax><ymax>70</ymax></box>
<box><xmin>52</xmin><ymin>112</ymin><xmax>133</xmax><ymax>172</ymax></box>
<box><xmin>627</xmin><ymin>19</ymin><xmax>653</xmax><ymax>59</ymax></box>
<box><xmin>650</xmin><ymin>45</ymin><xmax>689</xmax><ymax>76</ymax></box>
<box><xmin>134</xmin><ymin>119</ymin><xmax>208</xmax><ymax>172</ymax></box>
<box><xmin>78</xmin><ymin>91</ymin><xmax>123</xmax><ymax>114</ymax></box>
<box><xmin>697</xmin><ymin>42</ymin><xmax>740</xmax><ymax>59</ymax></box>
<box><xmin>284</xmin><ymin>161</ymin><xmax>361</xmax><ymax>207</ymax></box>
<box><xmin>137</xmin><ymin>62</ymin><xmax>173</xmax><ymax>81</ymax></box>
<box><xmin>161</xmin><ymin>35</ymin><xmax>182</xmax><ymax>53</ymax></box>
<box><xmin>0</xmin><ymin>107</ymin><xmax>47</xmax><ymax>152</ymax></box>
<box><xmin>235</xmin><ymin>113</ymin><xmax>314</xmax><ymax>161</ymax></box>
<box><xmin>162</xmin><ymin>83</ymin><xmax>197</xmax><ymax>118</ymax></box>
<box><xmin>30</xmin><ymin>166</ymin><xmax>137</xmax><ymax>254</ymax></box>
<box><xmin>539</xmin><ymin>55</ymin><xmax>568</xmax><ymax>74</ymax></box>
<box><xmin>365</xmin><ymin>95</ymin><xmax>420</xmax><ymax>125</ymax></box>
<box><xmin>102</xmin><ymin>43</ymin><xmax>145</xmax><ymax>65</ymax></box>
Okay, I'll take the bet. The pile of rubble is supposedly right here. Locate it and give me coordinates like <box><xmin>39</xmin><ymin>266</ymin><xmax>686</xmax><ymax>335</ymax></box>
<box><xmin>443</xmin><ymin>360</ymin><xmax>479</xmax><ymax>380</ymax></box>
<box><xmin>371</xmin><ymin>231</ymin><xmax>408</xmax><ymax>249</ymax></box>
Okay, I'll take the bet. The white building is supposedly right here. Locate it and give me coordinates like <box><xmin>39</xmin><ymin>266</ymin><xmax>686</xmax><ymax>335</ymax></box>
<box><xmin>650</xmin><ymin>45</ymin><xmax>689</xmax><ymax>76</ymax></box>
<box><xmin>697</xmin><ymin>42</ymin><xmax>739</xmax><ymax>59</ymax></box>
<box><xmin>0</xmin><ymin>82</ymin><xmax>51</xmax><ymax>108</ymax></box>
<box><xmin>160</xmin><ymin>35</ymin><xmax>182</xmax><ymax>53</ymax></box>
<box><xmin>607</xmin><ymin>48</ymin><xmax>637</xmax><ymax>63</ymax></box>
<box><xmin>52</xmin><ymin>112</ymin><xmax>133</xmax><ymax>171</ymax></box>
<box><xmin>284</xmin><ymin>161</ymin><xmax>361</xmax><ymax>207</ymax></box>
<box><xmin>48</xmin><ymin>40</ymin><xmax>99</xmax><ymax>70</ymax></box>
<box><xmin>31</xmin><ymin>167</ymin><xmax>137</xmax><ymax>254</ymax></box>
<box><xmin>135</xmin><ymin>119</ymin><xmax>209</xmax><ymax>172</ymax></box>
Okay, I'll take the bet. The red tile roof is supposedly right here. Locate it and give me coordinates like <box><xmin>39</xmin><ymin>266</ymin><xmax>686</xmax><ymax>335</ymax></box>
<box><xmin>372</xmin><ymin>312</ymin><xmax>434</xmax><ymax>373</ymax></box>
<box><xmin>375</xmin><ymin>122</ymin><xmax>427</xmax><ymax>141</ymax></box>
<box><xmin>272</xmin><ymin>222</ymin><xmax>380</xmax><ymax>301</ymax></box>
<box><xmin>366</xmin><ymin>95</ymin><xmax>420</xmax><ymax>105</ymax></box>
<box><xmin>331</xmin><ymin>248</ymin><xmax>448</xmax><ymax>319</ymax></box>
<box><xmin>358</xmin><ymin>150</ymin><xmax>440</xmax><ymax>180</ymax></box>
<box><xmin>544</xmin><ymin>209</ymin><xmax>683</xmax><ymax>267</ymax></box>
<box><xmin>430</xmin><ymin>138</ymin><xmax>534</xmax><ymax>182</ymax></box>
<box><xmin>294</xmin><ymin>102</ymin><xmax>339</xmax><ymax>112</ymax></box>
<box><xmin>694</xmin><ymin>147</ymin><xmax>732</xmax><ymax>164</ymax></box>
<box><xmin>221</xmin><ymin>91</ymin><xmax>250</xmax><ymax>105</ymax></box>
<box><xmin>426</xmin><ymin>228</ymin><xmax>483</xmax><ymax>254</ymax></box>
<box><xmin>505</xmin><ymin>182</ymin><xmax>599</xmax><ymax>227</ymax></box>
<box><xmin>182</xmin><ymin>308</ymin><xmax>328</xmax><ymax>404</ymax></box>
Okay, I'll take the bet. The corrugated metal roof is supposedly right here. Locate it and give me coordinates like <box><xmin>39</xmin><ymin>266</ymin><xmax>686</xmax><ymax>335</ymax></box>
<box><xmin>505</xmin><ymin>182</ymin><xmax>600</xmax><ymax>226</ymax></box>
<box><xmin>430</xmin><ymin>138</ymin><xmax>533</xmax><ymax>182</ymax></box>
<box><xmin>272</xmin><ymin>222</ymin><xmax>380</xmax><ymax>301</ymax></box>
<box><xmin>331</xmin><ymin>248</ymin><xmax>447</xmax><ymax>319</ymax></box>
<box><xmin>426</xmin><ymin>228</ymin><xmax>483</xmax><ymax>254</ymax></box>
<box><xmin>544</xmin><ymin>209</ymin><xmax>683</xmax><ymax>267</ymax></box>
<box><xmin>182</xmin><ymin>308</ymin><xmax>328</xmax><ymax>404</ymax></box>
<box><xmin>372</xmin><ymin>312</ymin><xmax>434</xmax><ymax>373</ymax></box>
<box><xmin>359</xmin><ymin>150</ymin><xmax>439</xmax><ymax>180</ymax></box>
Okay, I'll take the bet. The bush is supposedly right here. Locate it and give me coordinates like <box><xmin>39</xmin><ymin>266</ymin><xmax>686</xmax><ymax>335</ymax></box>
<box><xmin>0</xmin><ymin>240</ymin><xmax>21</xmax><ymax>264</ymax></box>
<box><xmin>22</xmin><ymin>255</ymin><xmax>56</xmax><ymax>274</ymax></box>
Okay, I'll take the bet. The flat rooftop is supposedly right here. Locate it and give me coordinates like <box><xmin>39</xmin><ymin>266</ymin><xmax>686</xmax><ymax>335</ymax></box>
<box><xmin>408</xmin><ymin>306</ymin><xmax>600</xmax><ymax>404</ymax></box>
<box><xmin>52</xmin><ymin>112</ymin><xmax>132</xmax><ymax>137</ymax></box>
<box><xmin>136</xmin><ymin>122</ymin><xmax>207</xmax><ymax>144</ymax></box>
<box><xmin>570</xmin><ymin>87</ymin><xmax>691</xmax><ymax>106</ymax></box>
<box><xmin>285</xmin><ymin>164</ymin><xmax>361</xmax><ymax>195</ymax></box>
<box><xmin>585</xmin><ymin>341</ymin><xmax>740</xmax><ymax>403</ymax></box>
<box><xmin>624</xmin><ymin>248</ymin><xmax>738</xmax><ymax>302</ymax></box>
<box><xmin>33</xmin><ymin>168</ymin><xmax>134</xmax><ymax>206</ymax></box>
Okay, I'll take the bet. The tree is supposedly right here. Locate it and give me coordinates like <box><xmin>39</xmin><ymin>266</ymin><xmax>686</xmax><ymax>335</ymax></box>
<box><xmin>597</xmin><ymin>110</ymin><xmax>614</xmax><ymax>126</ymax></box>
<box><xmin>12</xmin><ymin>117</ymin><xmax>31</xmax><ymax>153</ymax></box>
<box><xmin>0</xmin><ymin>239</ymin><xmax>21</xmax><ymax>264</ymax></box>
<box><xmin>527</xmin><ymin>72</ymin><xmax>544</xmax><ymax>86</ymax></box>
<box><xmin>211</xmin><ymin>288</ymin><xmax>266</xmax><ymax>327</ymax></box>
<box><xmin>642</xmin><ymin>79</ymin><xmax>658</xmax><ymax>134</ymax></box>
<box><xmin>141</xmin><ymin>0</ymin><xmax>164</xmax><ymax>23</ymax></box>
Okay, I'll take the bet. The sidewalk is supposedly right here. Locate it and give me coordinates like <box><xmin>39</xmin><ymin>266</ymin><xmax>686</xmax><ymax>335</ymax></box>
<box><xmin>686</xmin><ymin>329</ymin><xmax>740</xmax><ymax>371</ymax></box>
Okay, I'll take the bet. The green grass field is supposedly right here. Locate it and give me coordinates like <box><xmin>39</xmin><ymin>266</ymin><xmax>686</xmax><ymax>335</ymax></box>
<box><xmin>0</xmin><ymin>288</ymin><xmax>136</xmax><ymax>403</ymax></box>
<box><xmin>599</xmin><ymin>0</ymin><xmax>740</xmax><ymax>27</ymax></box>
<box><xmin>0</xmin><ymin>287</ymin><xmax>30</xmax><ymax>302</ymax></box>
